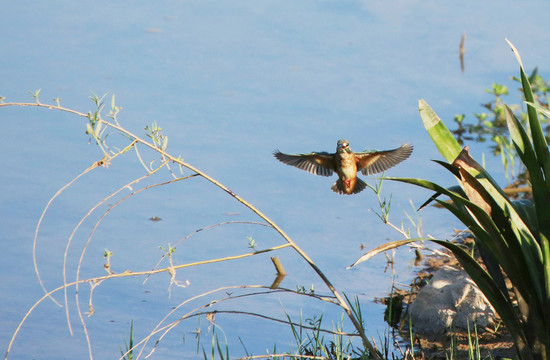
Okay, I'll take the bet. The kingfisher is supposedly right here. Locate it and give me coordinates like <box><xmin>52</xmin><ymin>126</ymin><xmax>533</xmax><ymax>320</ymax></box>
<box><xmin>274</xmin><ymin>140</ymin><xmax>413</xmax><ymax>195</ymax></box>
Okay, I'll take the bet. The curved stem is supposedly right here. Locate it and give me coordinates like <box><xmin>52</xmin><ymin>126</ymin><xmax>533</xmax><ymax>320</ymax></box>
<box><xmin>1</xmin><ymin>101</ymin><xmax>382</xmax><ymax>359</ymax></box>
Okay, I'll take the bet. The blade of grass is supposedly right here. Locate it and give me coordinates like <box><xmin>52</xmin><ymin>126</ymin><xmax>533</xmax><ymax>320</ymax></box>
<box><xmin>506</xmin><ymin>39</ymin><xmax>550</xmax><ymax>181</ymax></box>
<box><xmin>505</xmin><ymin>105</ymin><xmax>550</xmax><ymax>244</ymax></box>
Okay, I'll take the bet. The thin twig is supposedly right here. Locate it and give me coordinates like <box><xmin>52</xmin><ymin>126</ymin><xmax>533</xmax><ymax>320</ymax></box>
<box><xmin>1</xmin><ymin>101</ymin><xmax>382</xmax><ymax>359</ymax></box>
<box><xmin>33</xmin><ymin>159</ymin><xmax>100</xmax><ymax>308</ymax></box>
<box><xmin>135</xmin><ymin>286</ymin><xmax>339</xmax><ymax>359</ymax></box>
<box><xmin>144</xmin><ymin>221</ymin><xmax>275</xmax><ymax>284</ymax></box>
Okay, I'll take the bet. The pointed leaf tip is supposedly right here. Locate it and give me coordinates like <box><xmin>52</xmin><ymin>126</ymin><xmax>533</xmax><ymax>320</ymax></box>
<box><xmin>505</xmin><ymin>38</ymin><xmax>525</xmax><ymax>69</ymax></box>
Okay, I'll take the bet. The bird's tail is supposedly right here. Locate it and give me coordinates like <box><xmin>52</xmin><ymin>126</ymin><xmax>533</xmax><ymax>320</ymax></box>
<box><xmin>331</xmin><ymin>178</ymin><xmax>367</xmax><ymax>195</ymax></box>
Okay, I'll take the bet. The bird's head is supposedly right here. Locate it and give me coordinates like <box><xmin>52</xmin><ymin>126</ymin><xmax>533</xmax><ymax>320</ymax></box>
<box><xmin>337</xmin><ymin>139</ymin><xmax>352</xmax><ymax>154</ymax></box>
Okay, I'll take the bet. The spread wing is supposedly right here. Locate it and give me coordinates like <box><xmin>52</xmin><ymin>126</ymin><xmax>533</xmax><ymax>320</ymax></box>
<box><xmin>356</xmin><ymin>144</ymin><xmax>413</xmax><ymax>175</ymax></box>
<box><xmin>273</xmin><ymin>150</ymin><xmax>335</xmax><ymax>176</ymax></box>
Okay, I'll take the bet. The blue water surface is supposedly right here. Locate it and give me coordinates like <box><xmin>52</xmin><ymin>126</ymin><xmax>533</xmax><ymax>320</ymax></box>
<box><xmin>2</xmin><ymin>1</ymin><xmax>550</xmax><ymax>359</ymax></box>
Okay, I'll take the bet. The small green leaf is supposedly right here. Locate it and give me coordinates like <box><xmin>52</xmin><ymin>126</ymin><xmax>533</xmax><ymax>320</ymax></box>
<box><xmin>86</xmin><ymin>123</ymin><xmax>93</xmax><ymax>135</ymax></box>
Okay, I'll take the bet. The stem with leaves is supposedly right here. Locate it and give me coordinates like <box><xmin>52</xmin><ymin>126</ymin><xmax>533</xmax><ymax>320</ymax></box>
<box><xmin>0</xmin><ymin>97</ymin><xmax>382</xmax><ymax>359</ymax></box>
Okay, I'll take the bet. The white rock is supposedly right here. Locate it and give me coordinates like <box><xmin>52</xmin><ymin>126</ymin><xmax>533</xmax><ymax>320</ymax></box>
<box><xmin>408</xmin><ymin>265</ymin><xmax>497</xmax><ymax>335</ymax></box>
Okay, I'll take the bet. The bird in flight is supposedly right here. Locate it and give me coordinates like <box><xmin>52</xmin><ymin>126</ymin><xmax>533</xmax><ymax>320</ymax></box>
<box><xmin>274</xmin><ymin>140</ymin><xmax>413</xmax><ymax>195</ymax></box>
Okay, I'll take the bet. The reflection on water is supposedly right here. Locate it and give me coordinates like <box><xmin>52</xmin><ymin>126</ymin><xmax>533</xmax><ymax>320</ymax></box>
<box><xmin>2</xmin><ymin>1</ymin><xmax>550</xmax><ymax>358</ymax></box>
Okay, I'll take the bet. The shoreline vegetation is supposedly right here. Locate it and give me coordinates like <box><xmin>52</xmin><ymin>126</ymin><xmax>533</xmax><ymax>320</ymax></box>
<box><xmin>381</xmin><ymin>231</ymin><xmax>517</xmax><ymax>359</ymax></box>
<box><xmin>366</xmin><ymin>40</ymin><xmax>550</xmax><ymax>360</ymax></box>
<box><xmin>2</xmin><ymin>40</ymin><xmax>550</xmax><ymax>359</ymax></box>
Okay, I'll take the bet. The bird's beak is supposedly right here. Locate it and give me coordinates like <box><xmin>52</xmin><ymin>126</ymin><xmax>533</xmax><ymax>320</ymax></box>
<box><xmin>338</xmin><ymin>144</ymin><xmax>351</xmax><ymax>153</ymax></box>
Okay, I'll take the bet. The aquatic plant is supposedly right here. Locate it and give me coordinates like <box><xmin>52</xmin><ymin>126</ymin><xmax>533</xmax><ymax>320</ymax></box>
<box><xmin>451</xmin><ymin>63</ymin><xmax>550</xmax><ymax>188</ymax></box>
<box><xmin>352</xmin><ymin>40</ymin><xmax>550</xmax><ymax>360</ymax></box>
